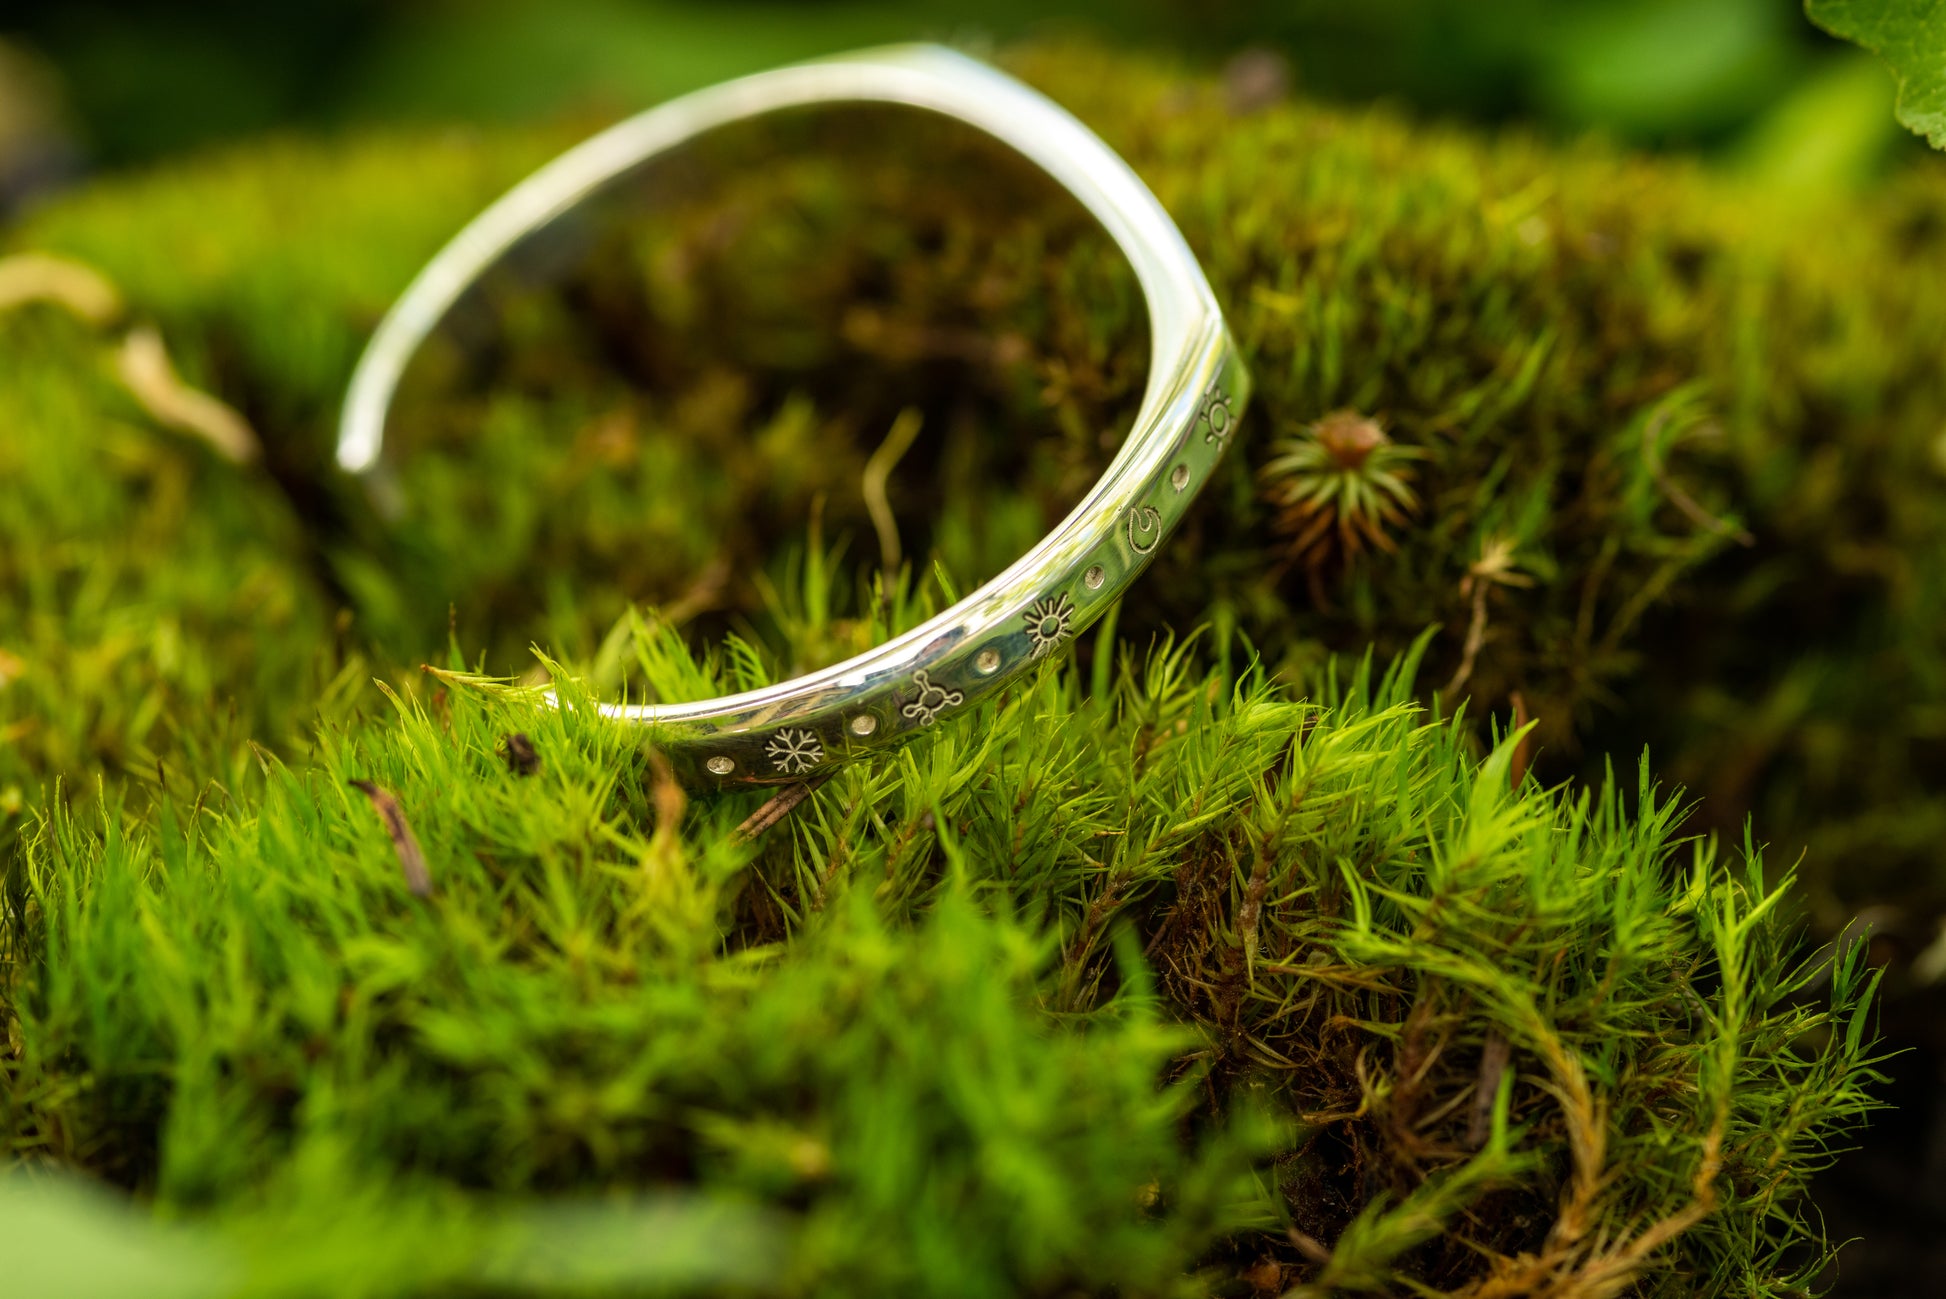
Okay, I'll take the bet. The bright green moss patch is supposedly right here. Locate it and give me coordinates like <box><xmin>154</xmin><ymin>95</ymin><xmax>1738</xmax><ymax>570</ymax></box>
<box><xmin>4</xmin><ymin>645</ymin><xmax>1881</xmax><ymax>1295</ymax></box>
<box><xmin>0</xmin><ymin>38</ymin><xmax>1923</xmax><ymax>1296</ymax></box>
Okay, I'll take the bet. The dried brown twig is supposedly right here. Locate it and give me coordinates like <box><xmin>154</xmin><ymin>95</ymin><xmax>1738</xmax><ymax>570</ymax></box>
<box><xmin>349</xmin><ymin>781</ymin><xmax>433</xmax><ymax>897</ymax></box>
<box><xmin>732</xmin><ymin>778</ymin><xmax>830</xmax><ymax>844</ymax></box>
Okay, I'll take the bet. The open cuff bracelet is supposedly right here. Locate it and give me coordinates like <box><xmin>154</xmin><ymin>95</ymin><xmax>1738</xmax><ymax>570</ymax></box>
<box><xmin>338</xmin><ymin>43</ymin><xmax>1249</xmax><ymax>787</ymax></box>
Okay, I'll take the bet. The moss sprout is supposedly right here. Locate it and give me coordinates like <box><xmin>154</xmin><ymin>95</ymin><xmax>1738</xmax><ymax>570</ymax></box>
<box><xmin>1262</xmin><ymin>409</ymin><xmax>1427</xmax><ymax>602</ymax></box>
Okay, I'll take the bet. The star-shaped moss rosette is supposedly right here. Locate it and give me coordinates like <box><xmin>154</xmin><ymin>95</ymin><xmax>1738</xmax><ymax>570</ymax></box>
<box><xmin>1261</xmin><ymin>409</ymin><xmax>1427</xmax><ymax>588</ymax></box>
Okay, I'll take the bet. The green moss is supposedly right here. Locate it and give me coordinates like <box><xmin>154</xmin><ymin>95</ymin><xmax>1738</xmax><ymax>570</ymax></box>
<box><xmin>18</xmin><ymin>46</ymin><xmax>1946</xmax><ymax>924</ymax></box>
<box><xmin>0</xmin><ymin>39</ymin><xmax>1917</xmax><ymax>1297</ymax></box>
<box><xmin>5</xmin><ymin>644</ymin><xmax>1879</xmax><ymax>1295</ymax></box>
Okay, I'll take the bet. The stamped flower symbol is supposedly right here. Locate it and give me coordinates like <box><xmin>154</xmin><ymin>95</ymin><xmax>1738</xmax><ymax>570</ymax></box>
<box><xmin>901</xmin><ymin>670</ymin><xmax>965</xmax><ymax>726</ymax></box>
<box><xmin>764</xmin><ymin>726</ymin><xmax>824</xmax><ymax>774</ymax></box>
<box><xmin>1198</xmin><ymin>380</ymin><xmax>1234</xmax><ymax>444</ymax></box>
<box><xmin>1023</xmin><ymin>593</ymin><xmax>1076</xmax><ymax>659</ymax></box>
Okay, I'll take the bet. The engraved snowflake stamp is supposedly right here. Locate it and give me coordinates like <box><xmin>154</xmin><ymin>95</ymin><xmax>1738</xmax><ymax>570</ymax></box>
<box><xmin>1023</xmin><ymin>593</ymin><xmax>1076</xmax><ymax>659</ymax></box>
<box><xmin>764</xmin><ymin>726</ymin><xmax>824</xmax><ymax>774</ymax></box>
<box><xmin>1197</xmin><ymin>380</ymin><xmax>1234</xmax><ymax>445</ymax></box>
<box><xmin>901</xmin><ymin>670</ymin><xmax>965</xmax><ymax>726</ymax></box>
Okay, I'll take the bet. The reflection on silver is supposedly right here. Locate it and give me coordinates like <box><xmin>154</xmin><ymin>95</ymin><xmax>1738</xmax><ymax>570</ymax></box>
<box><xmin>338</xmin><ymin>44</ymin><xmax>1249</xmax><ymax>787</ymax></box>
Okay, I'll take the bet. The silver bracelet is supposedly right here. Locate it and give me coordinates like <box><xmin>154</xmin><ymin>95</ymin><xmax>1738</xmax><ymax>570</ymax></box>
<box><xmin>337</xmin><ymin>44</ymin><xmax>1248</xmax><ymax>787</ymax></box>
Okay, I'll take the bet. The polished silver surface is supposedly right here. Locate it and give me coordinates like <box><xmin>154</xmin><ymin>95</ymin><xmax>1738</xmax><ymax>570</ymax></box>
<box><xmin>338</xmin><ymin>43</ymin><xmax>1248</xmax><ymax>786</ymax></box>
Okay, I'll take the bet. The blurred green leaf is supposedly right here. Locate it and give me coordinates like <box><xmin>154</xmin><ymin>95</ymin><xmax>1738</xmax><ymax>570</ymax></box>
<box><xmin>0</xmin><ymin>1176</ymin><xmax>235</xmax><ymax>1299</ymax></box>
<box><xmin>0</xmin><ymin>1173</ymin><xmax>787</xmax><ymax>1298</ymax></box>
<box><xmin>1736</xmin><ymin>52</ymin><xmax>1900</xmax><ymax>191</ymax></box>
<box><xmin>1541</xmin><ymin>0</ymin><xmax>1803</xmax><ymax>137</ymax></box>
<box><xmin>1807</xmin><ymin>0</ymin><xmax>1946</xmax><ymax>148</ymax></box>
<box><xmin>479</xmin><ymin>1199</ymin><xmax>791</xmax><ymax>1294</ymax></box>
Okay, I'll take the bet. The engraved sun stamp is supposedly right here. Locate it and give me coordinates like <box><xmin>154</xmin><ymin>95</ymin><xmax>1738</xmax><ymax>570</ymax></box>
<box><xmin>1197</xmin><ymin>380</ymin><xmax>1234</xmax><ymax>444</ymax></box>
<box><xmin>901</xmin><ymin>670</ymin><xmax>965</xmax><ymax>726</ymax></box>
<box><xmin>764</xmin><ymin>726</ymin><xmax>824</xmax><ymax>774</ymax></box>
<box><xmin>1023</xmin><ymin>593</ymin><xmax>1075</xmax><ymax>659</ymax></box>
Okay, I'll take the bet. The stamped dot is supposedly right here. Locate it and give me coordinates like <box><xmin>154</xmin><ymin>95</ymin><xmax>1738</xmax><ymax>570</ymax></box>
<box><xmin>849</xmin><ymin>714</ymin><xmax>878</xmax><ymax>737</ymax></box>
<box><xmin>1085</xmin><ymin>565</ymin><xmax>1106</xmax><ymax>590</ymax></box>
<box><xmin>975</xmin><ymin>647</ymin><xmax>1002</xmax><ymax>674</ymax></box>
<box><xmin>1171</xmin><ymin>463</ymin><xmax>1190</xmax><ymax>491</ymax></box>
<box><xmin>706</xmin><ymin>756</ymin><xmax>735</xmax><ymax>775</ymax></box>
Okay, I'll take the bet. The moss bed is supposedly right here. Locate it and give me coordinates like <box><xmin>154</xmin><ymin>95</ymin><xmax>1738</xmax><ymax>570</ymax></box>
<box><xmin>4</xmin><ymin>41</ymin><xmax>1938</xmax><ymax>1297</ymax></box>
